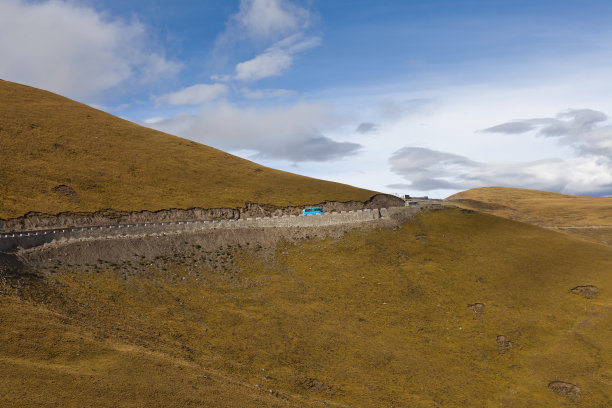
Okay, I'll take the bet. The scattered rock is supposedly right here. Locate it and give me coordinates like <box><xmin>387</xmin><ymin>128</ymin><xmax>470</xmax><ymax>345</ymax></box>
<box><xmin>52</xmin><ymin>184</ymin><xmax>79</xmax><ymax>203</ymax></box>
<box><xmin>571</xmin><ymin>285</ymin><xmax>599</xmax><ymax>299</ymax></box>
<box><xmin>548</xmin><ymin>381</ymin><xmax>581</xmax><ymax>401</ymax></box>
<box><xmin>496</xmin><ymin>335</ymin><xmax>513</xmax><ymax>352</ymax></box>
<box><xmin>397</xmin><ymin>251</ymin><xmax>409</xmax><ymax>260</ymax></box>
<box><xmin>468</xmin><ymin>303</ymin><xmax>485</xmax><ymax>315</ymax></box>
<box><xmin>298</xmin><ymin>377</ymin><xmax>326</xmax><ymax>392</ymax></box>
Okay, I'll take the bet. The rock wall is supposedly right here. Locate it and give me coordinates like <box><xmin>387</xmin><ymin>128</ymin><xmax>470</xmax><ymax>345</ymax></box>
<box><xmin>0</xmin><ymin>194</ymin><xmax>406</xmax><ymax>232</ymax></box>
<box><xmin>1</xmin><ymin>208</ymin><xmax>396</xmax><ymax>252</ymax></box>
<box><xmin>16</xmin><ymin>205</ymin><xmax>443</xmax><ymax>268</ymax></box>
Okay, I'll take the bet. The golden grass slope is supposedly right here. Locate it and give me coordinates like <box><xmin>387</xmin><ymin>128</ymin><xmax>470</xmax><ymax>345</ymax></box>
<box><xmin>0</xmin><ymin>80</ymin><xmax>375</xmax><ymax>219</ymax></box>
<box><xmin>448</xmin><ymin>187</ymin><xmax>612</xmax><ymax>246</ymax></box>
<box><xmin>3</xmin><ymin>208</ymin><xmax>612</xmax><ymax>406</ymax></box>
<box><xmin>0</xmin><ymin>296</ymin><xmax>310</xmax><ymax>408</ymax></box>
<box><xmin>447</xmin><ymin>187</ymin><xmax>612</xmax><ymax>227</ymax></box>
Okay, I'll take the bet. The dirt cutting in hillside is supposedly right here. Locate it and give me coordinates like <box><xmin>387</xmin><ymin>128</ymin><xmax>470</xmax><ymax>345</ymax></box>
<box><xmin>0</xmin><ymin>194</ymin><xmax>405</xmax><ymax>232</ymax></box>
<box><xmin>12</xmin><ymin>205</ymin><xmax>435</xmax><ymax>269</ymax></box>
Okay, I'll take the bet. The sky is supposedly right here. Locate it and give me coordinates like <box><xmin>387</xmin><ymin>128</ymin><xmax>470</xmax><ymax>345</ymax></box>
<box><xmin>3</xmin><ymin>0</ymin><xmax>612</xmax><ymax>197</ymax></box>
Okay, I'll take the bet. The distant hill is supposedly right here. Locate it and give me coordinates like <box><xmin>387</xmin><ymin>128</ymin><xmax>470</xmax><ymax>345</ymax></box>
<box><xmin>448</xmin><ymin>187</ymin><xmax>612</xmax><ymax>227</ymax></box>
<box><xmin>448</xmin><ymin>187</ymin><xmax>612</xmax><ymax>246</ymax></box>
<box><xmin>0</xmin><ymin>80</ymin><xmax>375</xmax><ymax>219</ymax></box>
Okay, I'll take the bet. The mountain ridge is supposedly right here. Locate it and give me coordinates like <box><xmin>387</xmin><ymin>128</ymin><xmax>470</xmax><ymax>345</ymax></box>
<box><xmin>0</xmin><ymin>80</ymin><xmax>376</xmax><ymax>219</ymax></box>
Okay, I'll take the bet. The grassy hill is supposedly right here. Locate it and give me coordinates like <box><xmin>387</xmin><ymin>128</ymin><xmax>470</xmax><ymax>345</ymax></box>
<box><xmin>447</xmin><ymin>187</ymin><xmax>612</xmax><ymax>246</ymax></box>
<box><xmin>447</xmin><ymin>187</ymin><xmax>612</xmax><ymax>226</ymax></box>
<box><xmin>0</xmin><ymin>80</ymin><xmax>375</xmax><ymax>220</ymax></box>
<box><xmin>3</xmin><ymin>80</ymin><xmax>611</xmax><ymax>406</ymax></box>
<box><xmin>2</xmin><ymin>208</ymin><xmax>611</xmax><ymax>406</ymax></box>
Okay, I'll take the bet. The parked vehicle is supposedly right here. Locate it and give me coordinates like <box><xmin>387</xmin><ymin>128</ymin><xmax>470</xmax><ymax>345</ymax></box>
<box><xmin>302</xmin><ymin>207</ymin><xmax>324</xmax><ymax>216</ymax></box>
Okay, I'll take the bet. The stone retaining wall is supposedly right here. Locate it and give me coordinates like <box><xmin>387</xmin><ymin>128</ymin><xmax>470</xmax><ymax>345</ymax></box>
<box><xmin>0</xmin><ymin>208</ymin><xmax>394</xmax><ymax>251</ymax></box>
<box><xmin>0</xmin><ymin>194</ymin><xmax>406</xmax><ymax>232</ymax></box>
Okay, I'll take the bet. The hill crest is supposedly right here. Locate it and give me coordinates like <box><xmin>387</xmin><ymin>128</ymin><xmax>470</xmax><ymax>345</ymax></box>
<box><xmin>0</xmin><ymin>80</ymin><xmax>376</xmax><ymax>219</ymax></box>
<box><xmin>448</xmin><ymin>186</ymin><xmax>612</xmax><ymax>227</ymax></box>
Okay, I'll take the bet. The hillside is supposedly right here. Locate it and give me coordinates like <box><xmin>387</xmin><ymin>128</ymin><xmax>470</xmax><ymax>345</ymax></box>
<box><xmin>3</xmin><ymin>80</ymin><xmax>611</xmax><ymax>406</ymax></box>
<box><xmin>2</xmin><ymin>208</ymin><xmax>611</xmax><ymax>406</ymax></box>
<box><xmin>447</xmin><ymin>187</ymin><xmax>612</xmax><ymax>245</ymax></box>
<box><xmin>447</xmin><ymin>187</ymin><xmax>612</xmax><ymax>226</ymax></box>
<box><xmin>0</xmin><ymin>80</ymin><xmax>375</xmax><ymax>220</ymax></box>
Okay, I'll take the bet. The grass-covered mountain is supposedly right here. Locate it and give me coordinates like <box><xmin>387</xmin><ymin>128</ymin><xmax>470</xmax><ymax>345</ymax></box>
<box><xmin>2</xmin><ymin>80</ymin><xmax>611</xmax><ymax>406</ymax></box>
<box><xmin>0</xmin><ymin>80</ymin><xmax>375</xmax><ymax>219</ymax></box>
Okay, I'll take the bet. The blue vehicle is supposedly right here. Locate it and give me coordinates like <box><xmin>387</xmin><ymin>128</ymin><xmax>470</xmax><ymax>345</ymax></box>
<box><xmin>302</xmin><ymin>206</ymin><xmax>324</xmax><ymax>216</ymax></box>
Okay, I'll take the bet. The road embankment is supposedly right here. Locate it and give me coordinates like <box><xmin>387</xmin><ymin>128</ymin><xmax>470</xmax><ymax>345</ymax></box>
<box><xmin>0</xmin><ymin>194</ymin><xmax>406</xmax><ymax>233</ymax></box>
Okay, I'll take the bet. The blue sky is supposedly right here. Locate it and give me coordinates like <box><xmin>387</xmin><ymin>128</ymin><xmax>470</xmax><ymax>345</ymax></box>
<box><xmin>3</xmin><ymin>0</ymin><xmax>612</xmax><ymax>197</ymax></box>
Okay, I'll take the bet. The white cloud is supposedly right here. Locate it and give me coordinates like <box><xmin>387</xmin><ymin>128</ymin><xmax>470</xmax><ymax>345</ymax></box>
<box><xmin>145</xmin><ymin>102</ymin><xmax>361</xmax><ymax>162</ymax></box>
<box><xmin>233</xmin><ymin>34</ymin><xmax>320</xmax><ymax>81</ymax></box>
<box><xmin>483</xmin><ymin>108</ymin><xmax>612</xmax><ymax>157</ymax></box>
<box><xmin>269</xmin><ymin>65</ymin><xmax>612</xmax><ymax>197</ymax></box>
<box><xmin>355</xmin><ymin>123</ymin><xmax>378</xmax><ymax>134</ymax></box>
<box><xmin>211</xmin><ymin>0</ymin><xmax>319</xmax><ymax>83</ymax></box>
<box><xmin>229</xmin><ymin>0</ymin><xmax>311</xmax><ymax>42</ymax></box>
<box><xmin>234</xmin><ymin>48</ymin><xmax>293</xmax><ymax>81</ymax></box>
<box><xmin>388</xmin><ymin>146</ymin><xmax>612</xmax><ymax>196</ymax></box>
<box><xmin>142</xmin><ymin>117</ymin><xmax>166</xmax><ymax>124</ymax></box>
<box><xmin>387</xmin><ymin>108</ymin><xmax>612</xmax><ymax>196</ymax></box>
<box><xmin>0</xmin><ymin>0</ymin><xmax>181</xmax><ymax>100</ymax></box>
<box><xmin>156</xmin><ymin>83</ymin><xmax>228</xmax><ymax>105</ymax></box>
<box><xmin>241</xmin><ymin>87</ymin><xmax>295</xmax><ymax>99</ymax></box>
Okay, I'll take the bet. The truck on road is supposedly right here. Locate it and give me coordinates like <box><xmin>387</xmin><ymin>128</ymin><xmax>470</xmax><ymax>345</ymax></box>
<box><xmin>302</xmin><ymin>207</ymin><xmax>324</xmax><ymax>216</ymax></box>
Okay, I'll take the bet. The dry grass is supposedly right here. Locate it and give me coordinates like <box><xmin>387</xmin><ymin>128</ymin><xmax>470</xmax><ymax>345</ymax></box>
<box><xmin>3</xmin><ymin>80</ymin><xmax>611</xmax><ymax>406</ymax></box>
<box><xmin>3</xmin><ymin>208</ymin><xmax>612</xmax><ymax>406</ymax></box>
<box><xmin>448</xmin><ymin>187</ymin><xmax>612</xmax><ymax>226</ymax></box>
<box><xmin>0</xmin><ymin>80</ymin><xmax>375</xmax><ymax>219</ymax></box>
<box><xmin>448</xmin><ymin>187</ymin><xmax>612</xmax><ymax>246</ymax></box>
<box><xmin>0</xmin><ymin>296</ymin><xmax>312</xmax><ymax>407</ymax></box>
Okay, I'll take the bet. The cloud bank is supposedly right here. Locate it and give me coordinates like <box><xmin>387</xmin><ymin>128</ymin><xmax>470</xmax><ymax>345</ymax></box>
<box><xmin>483</xmin><ymin>108</ymin><xmax>612</xmax><ymax>156</ymax></box>
<box><xmin>148</xmin><ymin>102</ymin><xmax>361</xmax><ymax>162</ymax></box>
<box><xmin>148</xmin><ymin>0</ymin><xmax>340</xmax><ymax>163</ymax></box>
<box><xmin>0</xmin><ymin>0</ymin><xmax>180</xmax><ymax>100</ymax></box>
<box><xmin>389</xmin><ymin>109</ymin><xmax>612</xmax><ymax>196</ymax></box>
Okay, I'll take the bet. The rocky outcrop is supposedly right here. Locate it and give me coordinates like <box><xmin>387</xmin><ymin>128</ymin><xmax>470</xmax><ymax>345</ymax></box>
<box><xmin>570</xmin><ymin>285</ymin><xmax>599</xmax><ymax>299</ymax></box>
<box><xmin>548</xmin><ymin>381</ymin><xmax>581</xmax><ymax>401</ymax></box>
<box><xmin>14</xmin><ymin>206</ymin><xmax>438</xmax><ymax>267</ymax></box>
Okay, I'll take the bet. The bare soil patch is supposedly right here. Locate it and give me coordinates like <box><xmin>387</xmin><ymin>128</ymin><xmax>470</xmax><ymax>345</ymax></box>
<box><xmin>548</xmin><ymin>381</ymin><xmax>581</xmax><ymax>401</ymax></box>
<box><xmin>468</xmin><ymin>303</ymin><xmax>485</xmax><ymax>316</ymax></box>
<box><xmin>496</xmin><ymin>335</ymin><xmax>513</xmax><ymax>352</ymax></box>
<box><xmin>51</xmin><ymin>185</ymin><xmax>79</xmax><ymax>203</ymax></box>
<box><xmin>571</xmin><ymin>285</ymin><xmax>599</xmax><ymax>299</ymax></box>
